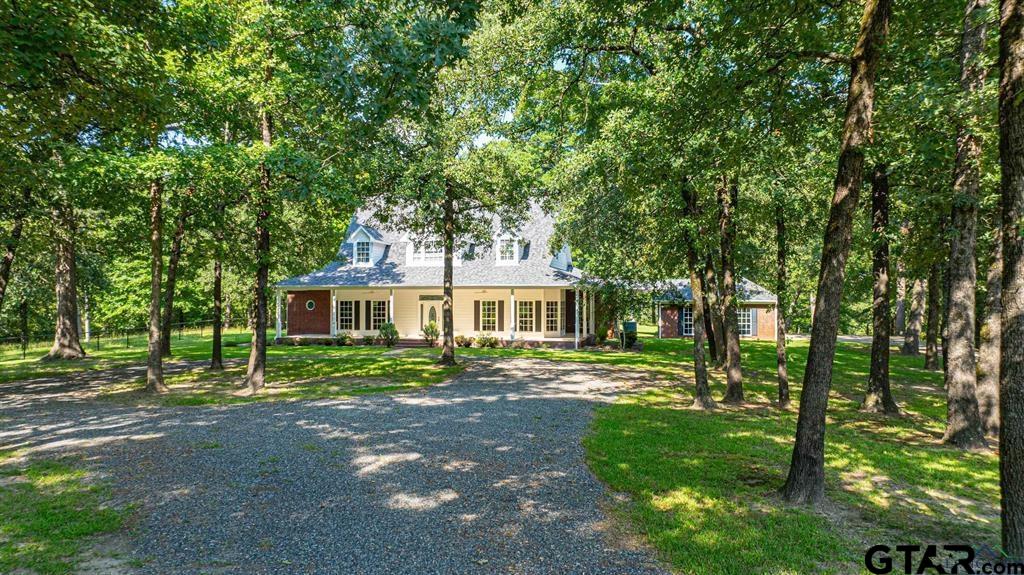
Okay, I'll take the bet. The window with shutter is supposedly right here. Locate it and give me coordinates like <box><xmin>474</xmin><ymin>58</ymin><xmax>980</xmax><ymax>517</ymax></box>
<box><xmin>517</xmin><ymin>300</ymin><xmax>534</xmax><ymax>332</ymax></box>
<box><xmin>480</xmin><ymin>301</ymin><xmax>497</xmax><ymax>331</ymax></box>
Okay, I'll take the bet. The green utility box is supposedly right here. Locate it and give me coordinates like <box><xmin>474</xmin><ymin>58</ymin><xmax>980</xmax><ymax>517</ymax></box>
<box><xmin>621</xmin><ymin>321</ymin><xmax>637</xmax><ymax>349</ymax></box>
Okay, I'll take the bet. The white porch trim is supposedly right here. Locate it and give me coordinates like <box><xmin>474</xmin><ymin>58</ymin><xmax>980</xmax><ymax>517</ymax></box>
<box><xmin>330</xmin><ymin>291</ymin><xmax>337</xmax><ymax>336</ymax></box>
<box><xmin>275</xmin><ymin>290</ymin><xmax>282</xmax><ymax>339</ymax></box>
<box><xmin>574</xmin><ymin>288</ymin><xmax>580</xmax><ymax>349</ymax></box>
<box><xmin>510</xmin><ymin>288</ymin><xmax>516</xmax><ymax>340</ymax></box>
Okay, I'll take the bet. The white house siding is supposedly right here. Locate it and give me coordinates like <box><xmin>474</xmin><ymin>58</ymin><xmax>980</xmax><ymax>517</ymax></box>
<box><xmin>291</xmin><ymin>287</ymin><xmax>575</xmax><ymax>340</ymax></box>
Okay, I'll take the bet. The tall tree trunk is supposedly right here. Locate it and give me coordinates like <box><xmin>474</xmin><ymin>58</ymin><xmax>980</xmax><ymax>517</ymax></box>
<box><xmin>925</xmin><ymin>264</ymin><xmax>943</xmax><ymax>370</ymax></box>
<box><xmin>902</xmin><ymin>278</ymin><xmax>925</xmax><ymax>355</ymax></box>
<box><xmin>685</xmin><ymin>186</ymin><xmax>715</xmax><ymax>409</ymax></box>
<box><xmin>775</xmin><ymin>199</ymin><xmax>790</xmax><ymax>409</ymax></box>
<box><xmin>146</xmin><ymin>180</ymin><xmax>166</xmax><ymax>392</ymax></box>
<box><xmin>780</xmin><ymin>0</ymin><xmax>891</xmax><ymax>506</ymax></box>
<box><xmin>894</xmin><ymin>265</ymin><xmax>906</xmax><ymax>335</ymax></box>
<box><xmin>863</xmin><ymin>164</ymin><xmax>898</xmax><ymax>414</ymax></box>
<box><xmin>0</xmin><ymin>188</ymin><xmax>30</xmax><ymax>316</ymax></box>
<box><xmin>978</xmin><ymin>226</ymin><xmax>1002</xmax><ymax>435</ymax></box>
<box><xmin>999</xmin><ymin>0</ymin><xmax>1024</xmax><ymax>555</ymax></box>
<box><xmin>211</xmin><ymin>256</ymin><xmax>224</xmax><ymax>370</ymax></box>
<box><xmin>245</xmin><ymin>68</ymin><xmax>273</xmax><ymax>393</ymax></box>
<box><xmin>160</xmin><ymin>211</ymin><xmax>187</xmax><ymax>357</ymax></box>
<box><xmin>942</xmin><ymin>263</ymin><xmax>952</xmax><ymax>376</ymax></box>
<box><xmin>718</xmin><ymin>177</ymin><xmax>743</xmax><ymax>403</ymax></box>
<box><xmin>46</xmin><ymin>204</ymin><xmax>85</xmax><ymax>360</ymax></box>
<box><xmin>943</xmin><ymin>0</ymin><xmax>991</xmax><ymax>449</ymax></box>
<box><xmin>702</xmin><ymin>292</ymin><xmax>717</xmax><ymax>364</ymax></box>
<box><xmin>704</xmin><ymin>254</ymin><xmax>726</xmax><ymax>369</ymax></box>
<box><xmin>439</xmin><ymin>185</ymin><xmax>456</xmax><ymax>366</ymax></box>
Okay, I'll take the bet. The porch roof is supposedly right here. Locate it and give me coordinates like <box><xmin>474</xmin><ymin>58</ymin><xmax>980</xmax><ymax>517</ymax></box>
<box><xmin>654</xmin><ymin>277</ymin><xmax>777</xmax><ymax>304</ymax></box>
<box><xmin>276</xmin><ymin>259</ymin><xmax>582</xmax><ymax>289</ymax></box>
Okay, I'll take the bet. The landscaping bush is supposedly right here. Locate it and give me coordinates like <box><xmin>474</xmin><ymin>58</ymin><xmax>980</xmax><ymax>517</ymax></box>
<box><xmin>422</xmin><ymin>321</ymin><xmax>440</xmax><ymax>347</ymax></box>
<box><xmin>334</xmin><ymin>333</ymin><xmax>353</xmax><ymax>346</ymax></box>
<box><xmin>361</xmin><ymin>335</ymin><xmax>375</xmax><ymax>346</ymax></box>
<box><xmin>476</xmin><ymin>334</ymin><xmax>499</xmax><ymax>348</ymax></box>
<box><xmin>455</xmin><ymin>335</ymin><xmax>474</xmax><ymax>347</ymax></box>
<box><xmin>379</xmin><ymin>323</ymin><xmax>399</xmax><ymax>347</ymax></box>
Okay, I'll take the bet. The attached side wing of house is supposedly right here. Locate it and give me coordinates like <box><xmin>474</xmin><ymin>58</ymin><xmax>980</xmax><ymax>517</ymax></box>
<box><xmin>654</xmin><ymin>278</ymin><xmax>779</xmax><ymax>340</ymax></box>
<box><xmin>274</xmin><ymin>204</ymin><xmax>597</xmax><ymax>346</ymax></box>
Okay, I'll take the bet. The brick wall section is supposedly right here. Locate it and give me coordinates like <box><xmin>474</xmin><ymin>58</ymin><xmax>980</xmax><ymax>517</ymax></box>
<box><xmin>660</xmin><ymin>306</ymin><xmax>680</xmax><ymax>338</ymax></box>
<box><xmin>752</xmin><ymin>304</ymin><xmax>776</xmax><ymax>340</ymax></box>
<box><xmin>660</xmin><ymin>304</ymin><xmax>776</xmax><ymax>340</ymax></box>
<box><xmin>287</xmin><ymin>290</ymin><xmax>331</xmax><ymax>335</ymax></box>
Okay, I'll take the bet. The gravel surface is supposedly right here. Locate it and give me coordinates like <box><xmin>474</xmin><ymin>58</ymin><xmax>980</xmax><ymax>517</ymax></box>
<box><xmin>1</xmin><ymin>357</ymin><xmax>670</xmax><ymax>575</ymax></box>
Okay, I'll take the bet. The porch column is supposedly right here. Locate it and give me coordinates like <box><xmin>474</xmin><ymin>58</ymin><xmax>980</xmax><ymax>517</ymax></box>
<box><xmin>574</xmin><ymin>288</ymin><xmax>580</xmax><ymax>349</ymax></box>
<box><xmin>275</xmin><ymin>290</ymin><xmax>282</xmax><ymax>340</ymax></box>
<box><xmin>330</xmin><ymin>291</ymin><xmax>337</xmax><ymax>336</ymax></box>
<box><xmin>657</xmin><ymin>302</ymin><xmax>662</xmax><ymax>338</ymax></box>
<box><xmin>589</xmin><ymin>291</ymin><xmax>595</xmax><ymax>336</ymax></box>
<box><xmin>585</xmin><ymin>288</ymin><xmax>593</xmax><ymax>333</ymax></box>
<box><xmin>510</xmin><ymin>288</ymin><xmax>516</xmax><ymax>340</ymax></box>
<box><xmin>389</xmin><ymin>289</ymin><xmax>394</xmax><ymax>323</ymax></box>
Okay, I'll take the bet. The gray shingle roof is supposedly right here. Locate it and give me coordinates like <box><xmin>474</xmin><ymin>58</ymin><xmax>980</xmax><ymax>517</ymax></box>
<box><xmin>277</xmin><ymin>204</ymin><xmax>582</xmax><ymax>289</ymax></box>
<box><xmin>654</xmin><ymin>278</ymin><xmax>777</xmax><ymax>304</ymax></box>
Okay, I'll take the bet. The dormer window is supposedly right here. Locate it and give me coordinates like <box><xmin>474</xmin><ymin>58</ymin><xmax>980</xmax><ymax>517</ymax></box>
<box><xmin>355</xmin><ymin>241</ymin><xmax>371</xmax><ymax>265</ymax></box>
<box><xmin>497</xmin><ymin>237</ymin><xmax>517</xmax><ymax>264</ymax></box>
<box><xmin>413</xmin><ymin>240</ymin><xmax>443</xmax><ymax>264</ymax></box>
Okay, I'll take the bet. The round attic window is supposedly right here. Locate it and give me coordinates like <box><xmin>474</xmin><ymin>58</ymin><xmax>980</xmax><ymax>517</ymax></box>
<box><xmin>305</xmin><ymin>299</ymin><xmax>316</xmax><ymax>311</ymax></box>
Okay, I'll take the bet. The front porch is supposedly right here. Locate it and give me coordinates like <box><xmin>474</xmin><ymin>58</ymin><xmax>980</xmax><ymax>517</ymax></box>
<box><xmin>275</xmin><ymin>286</ymin><xmax>598</xmax><ymax>348</ymax></box>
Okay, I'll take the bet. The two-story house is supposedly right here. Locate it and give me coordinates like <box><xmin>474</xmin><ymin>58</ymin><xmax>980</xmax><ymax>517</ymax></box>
<box><xmin>274</xmin><ymin>204</ymin><xmax>778</xmax><ymax>346</ymax></box>
<box><xmin>274</xmin><ymin>204</ymin><xmax>597</xmax><ymax>346</ymax></box>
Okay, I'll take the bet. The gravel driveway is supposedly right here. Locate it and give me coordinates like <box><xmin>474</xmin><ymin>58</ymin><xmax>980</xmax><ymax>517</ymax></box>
<box><xmin>0</xmin><ymin>357</ymin><xmax>670</xmax><ymax>575</ymax></box>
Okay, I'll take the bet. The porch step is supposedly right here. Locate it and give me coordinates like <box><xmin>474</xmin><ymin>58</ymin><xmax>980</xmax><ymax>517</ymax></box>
<box><xmin>394</xmin><ymin>339</ymin><xmax>434</xmax><ymax>349</ymax></box>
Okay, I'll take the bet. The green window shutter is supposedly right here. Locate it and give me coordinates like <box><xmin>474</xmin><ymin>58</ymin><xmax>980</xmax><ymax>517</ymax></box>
<box><xmin>474</xmin><ymin>301</ymin><xmax>480</xmax><ymax>331</ymax></box>
<box><xmin>365</xmin><ymin>301</ymin><xmax>371</xmax><ymax>330</ymax></box>
<box><xmin>535</xmin><ymin>300</ymin><xmax>542</xmax><ymax>331</ymax></box>
<box><xmin>353</xmin><ymin>300</ymin><xmax>360</xmax><ymax>329</ymax></box>
<box><xmin>498</xmin><ymin>300</ymin><xmax>504</xmax><ymax>332</ymax></box>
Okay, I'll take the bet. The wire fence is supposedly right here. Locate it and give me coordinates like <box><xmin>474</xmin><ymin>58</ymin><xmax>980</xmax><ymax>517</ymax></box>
<box><xmin>0</xmin><ymin>317</ymin><xmax>254</xmax><ymax>360</ymax></box>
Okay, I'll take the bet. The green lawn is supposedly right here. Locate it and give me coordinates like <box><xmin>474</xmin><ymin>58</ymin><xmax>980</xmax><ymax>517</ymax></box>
<box><xmin>101</xmin><ymin>347</ymin><xmax>463</xmax><ymax>406</ymax></box>
<box><xmin>0</xmin><ymin>451</ymin><xmax>125</xmax><ymax>575</ymax></box>
<box><xmin>578</xmin><ymin>337</ymin><xmax>997</xmax><ymax>574</ymax></box>
<box><xmin>0</xmin><ymin>327</ymin><xmax>257</xmax><ymax>385</ymax></box>
<box><xmin>1</xmin><ymin>330</ymin><xmax>463</xmax><ymax>405</ymax></box>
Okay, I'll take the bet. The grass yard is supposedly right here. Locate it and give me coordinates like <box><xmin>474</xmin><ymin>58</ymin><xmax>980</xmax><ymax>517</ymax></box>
<box><xmin>102</xmin><ymin>348</ymin><xmax>463</xmax><ymax>406</ymax></box>
<box><xmin>0</xmin><ymin>451</ymin><xmax>125</xmax><ymax>575</ymax></box>
<box><xmin>1</xmin><ymin>330</ymin><xmax>463</xmax><ymax>404</ymax></box>
<box><xmin>580</xmin><ymin>337</ymin><xmax>997</xmax><ymax>574</ymax></box>
<box><xmin>0</xmin><ymin>327</ymin><xmax>257</xmax><ymax>385</ymax></box>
